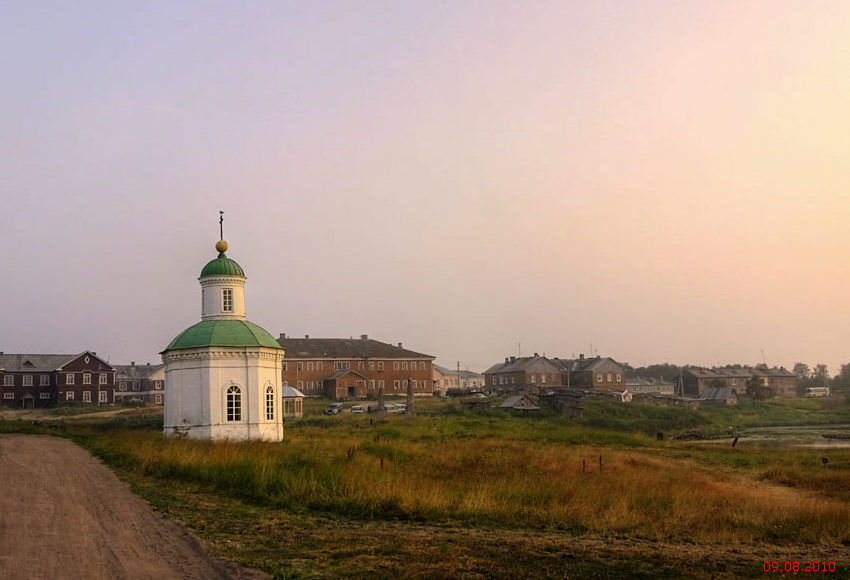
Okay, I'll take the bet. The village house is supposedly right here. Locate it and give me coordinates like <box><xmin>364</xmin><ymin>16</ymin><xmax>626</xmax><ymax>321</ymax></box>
<box><xmin>625</xmin><ymin>377</ymin><xmax>676</xmax><ymax>395</ymax></box>
<box><xmin>0</xmin><ymin>351</ymin><xmax>116</xmax><ymax>408</ymax></box>
<box><xmin>277</xmin><ymin>334</ymin><xmax>435</xmax><ymax>400</ymax></box>
<box><xmin>432</xmin><ymin>365</ymin><xmax>485</xmax><ymax>395</ymax></box>
<box><xmin>680</xmin><ymin>367</ymin><xmax>798</xmax><ymax>398</ymax></box>
<box><xmin>556</xmin><ymin>355</ymin><xmax>628</xmax><ymax>392</ymax></box>
<box><xmin>114</xmin><ymin>362</ymin><xmax>165</xmax><ymax>405</ymax></box>
<box><xmin>484</xmin><ymin>354</ymin><xmax>563</xmax><ymax>395</ymax></box>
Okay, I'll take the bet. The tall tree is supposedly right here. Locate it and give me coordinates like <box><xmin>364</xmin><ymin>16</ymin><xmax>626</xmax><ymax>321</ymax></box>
<box><xmin>792</xmin><ymin>363</ymin><xmax>810</xmax><ymax>380</ymax></box>
<box><xmin>746</xmin><ymin>374</ymin><xmax>768</xmax><ymax>401</ymax></box>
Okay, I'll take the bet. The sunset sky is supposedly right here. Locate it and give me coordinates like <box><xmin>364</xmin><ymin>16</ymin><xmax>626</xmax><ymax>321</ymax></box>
<box><xmin>3</xmin><ymin>1</ymin><xmax>849</xmax><ymax>374</ymax></box>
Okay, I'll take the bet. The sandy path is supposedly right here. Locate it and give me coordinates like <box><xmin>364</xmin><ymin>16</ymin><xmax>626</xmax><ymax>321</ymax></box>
<box><xmin>0</xmin><ymin>435</ymin><xmax>269</xmax><ymax>580</ymax></box>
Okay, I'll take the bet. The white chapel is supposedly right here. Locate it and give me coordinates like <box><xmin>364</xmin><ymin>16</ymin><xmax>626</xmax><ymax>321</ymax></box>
<box><xmin>161</xmin><ymin>235</ymin><xmax>285</xmax><ymax>441</ymax></box>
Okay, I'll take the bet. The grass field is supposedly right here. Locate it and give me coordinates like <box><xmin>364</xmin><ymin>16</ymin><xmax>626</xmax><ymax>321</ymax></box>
<box><xmin>3</xmin><ymin>396</ymin><xmax>850</xmax><ymax>578</ymax></box>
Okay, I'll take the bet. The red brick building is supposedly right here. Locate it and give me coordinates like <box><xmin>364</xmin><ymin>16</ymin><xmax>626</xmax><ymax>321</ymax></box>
<box><xmin>277</xmin><ymin>334</ymin><xmax>434</xmax><ymax>400</ymax></box>
<box><xmin>0</xmin><ymin>351</ymin><xmax>116</xmax><ymax>408</ymax></box>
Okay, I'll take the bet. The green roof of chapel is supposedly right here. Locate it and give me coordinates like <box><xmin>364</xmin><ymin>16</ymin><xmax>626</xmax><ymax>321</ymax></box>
<box><xmin>200</xmin><ymin>252</ymin><xmax>245</xmax><ymax>278</ymax></box>
<box><xmin>163</xmin><ymin>320</ymin><xmax>282</xmax><ymax>351</ymax></box>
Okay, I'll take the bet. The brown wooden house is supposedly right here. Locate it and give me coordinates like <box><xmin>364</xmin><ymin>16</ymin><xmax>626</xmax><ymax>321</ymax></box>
<box><xmin>0</xmin><ymin>351</ymin><xmax>115</xmax><ymax>408</ymax></box>
<box><xmin>484</xmin><ymin>354</ymin><xmax>562</xmax><ymax>394</ymax></box>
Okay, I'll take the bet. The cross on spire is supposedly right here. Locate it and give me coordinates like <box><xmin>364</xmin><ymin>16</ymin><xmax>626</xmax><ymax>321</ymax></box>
<box><xmin>219</xmin><ymin>210</ymin><xmax>224</xmax><ymax>240</ymax></box>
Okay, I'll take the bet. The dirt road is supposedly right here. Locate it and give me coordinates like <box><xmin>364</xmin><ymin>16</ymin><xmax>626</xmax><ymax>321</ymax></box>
<box><xmin>0</xmin><ymin>435</ymin><xmax>269</xmax><ymax>580</ymax></box>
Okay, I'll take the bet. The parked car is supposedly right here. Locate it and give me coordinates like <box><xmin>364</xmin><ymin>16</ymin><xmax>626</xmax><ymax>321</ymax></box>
<box><xmin>367</xmin><ymin>404</ymin><xmax>379</xmax><ymax>413</ymax></box>
<box><xmin>394</xmin><ymin>404</ymin><xmax>407</xmax><ymax>413</ymax></box>
<box><xmin>384</xmin><ymin>404</ymin><xmax>398</xmax><ymax>412</ymax></box>
<box><xmin>351</xmin><ymin>405</ymin><xmax>365</xmax><ymax>413</ymax></box>
<box><xmin>323</xmin><ymin>403</ymin><xmax>344</xmax><ymax>415</ymax></box>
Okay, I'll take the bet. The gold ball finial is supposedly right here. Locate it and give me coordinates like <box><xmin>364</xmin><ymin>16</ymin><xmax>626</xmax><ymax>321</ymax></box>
<box><xmin>215</xmin><ymin>239</ymin><xmax>228</xmax><ymax>253</ymax></box>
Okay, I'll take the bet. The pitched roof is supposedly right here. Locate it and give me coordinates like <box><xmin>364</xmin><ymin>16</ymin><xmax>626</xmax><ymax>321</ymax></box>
<box><xmin>483</xmin><ymin>355</ymin><xmax>559</xmax><ymax>375</ymax></box>
<box><xmin>434</xmin><ymin>365</ymin><xmax>484</xmax><ymax>377</ymax></box>
<box><xmin>114</xmin><ymin>363</ymin><xmax>165</xmax><ymax>380</ymax></box>
<box><xmin>277</xmin><ymin>336</ymin><xmax>433</xmax><ymax>359</ymax></box>
<box><xmin>0</xmin><ymin>352</ymin><xmax>113</xmax><ymax>372</ymax></box>
<box><xmin>700</xmin><ymin>387</ymin><xmax>739</xmax><ymax>401</ymax></box>
<box><xmin>281</xmin><ymin>385</ymin><xmax>305</xmax><ymax>398</ymax></box>
<box><xmin>498</xmin><ymin>395</ymin><xmax>540</xmax><ymax>410</ymax></box>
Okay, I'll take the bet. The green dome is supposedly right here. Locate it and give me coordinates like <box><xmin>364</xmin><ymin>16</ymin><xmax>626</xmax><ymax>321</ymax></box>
<box><xmin>163</xmin><ymin>320</ymin><xmax>282</xmax><ymax>351</ymax></box>
<box><xmin>200</xmin><ymin>252</ymin><xmax>245</xmax><ymax>278</ymax></box>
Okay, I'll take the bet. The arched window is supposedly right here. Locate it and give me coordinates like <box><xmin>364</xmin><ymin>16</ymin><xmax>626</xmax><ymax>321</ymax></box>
<box><xmin>265</xmin><ymin>385</ymin><xmax>274</xmax><ymax>421</ymax></box>
<box><xmin>226</xmin><ymin>385</ymin><xmax>241</xmax><ymax>421</ymax></box>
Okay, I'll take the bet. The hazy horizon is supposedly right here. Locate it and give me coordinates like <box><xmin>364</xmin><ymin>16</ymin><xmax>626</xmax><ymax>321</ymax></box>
<box><xmin>3</xmin><ymin>2</ymin><xmax>849</xmax><ymax>375</ymax></box>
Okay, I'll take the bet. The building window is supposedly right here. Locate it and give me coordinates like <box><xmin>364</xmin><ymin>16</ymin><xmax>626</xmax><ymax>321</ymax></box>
<box><xmin>66</xmin><ymin>391</ymin><xmax>74</xmax><ymax>401</ymax></box>
<box><xmin>316</xmin><ymin>380</ymin><xmax>322</xmax><ymax>388</ymax></box>
<box><xmin>597</xmin><ymin>374</ymin><xmax>603</xmax><ymax>383</ymax></box>
<box><xmin>132</xmin><ymin>381</ymin><xmax>140</xmax><ymax>391</ymax></box>
<box><xmin>39</xmin><ymin>392</ymin><xmax>50</xmax><ymax>400</ymax></box>
<box><xmin>23</xmin><ymin>375</ymin><xmax>33</xmax><ymax>386</ymax></box>
<box><xmin>393</xmin><ymin>362</ymin><xmax>399</xmax><ymax>370</ymax></box>
<box><xmin>607</xmin><ymin>374</ymin><xmax>612</xmax><ymax>382</ymax></box>
<box><xmin>155</xmin><ymin>395</ymin><xmax>162</xmax><ymax>404</ymax></box>
<box><xmin>358</xmin><ymin>361</ymin><xmax>364</xmax><ymax>370</ymax></box>
<box><xmin>83</xmin><ymin>391</ymin><xmax>92</xmax><ymax>402</ymax></box>
<box><xmin>491</xmin><ymin>377</ymin><xmax>496</xmax><ymax>385</ymax></box>
<box><xmin>282</xmin><ymin>363</ymin><xmax>287</xmax><ymax>372</ymax></box>
<box><xmin>119</xmin><ymin>382</ymin><xmax>127</xmax><ymax>391</ymax></box>
<box><xmin>99</xmin><ymin>391</ymin><xmax>108</xmax><ymax>403</ymax></box>
<box><xmin>222</xmin><ymin>288</ymin><xmax>233</xmax><ymax>313</ymax></box>
<box><xmin>394</xmin><ymin>380</ymin><xmax>400</xmax><ymax>389</ymax></box>
<box><xmin>265</xmin><ymin>386</ymin><xmax>275</xmax><ymax>421</ymax></box>
<box><xmin>317</xmin><ymin>362</ymin><xmax>323</xmax><ymax>371</ymax></box>
<box><xmin>335</xmin><ymin>361</ymin><xmax>349</xmax><ymax>371</ymax></box>
<box><xmin>4</xmin><ymin>376</ymin><xmax>13</xmax><ymax>386</ymax></box>
<box><xmin>307</xmin><ymin>362</ymin><xmax>314</xmax><ymax>371</ymax></box>
<box><xmin>3</xmin><ymin>393</ymin><xmax>14</xmax><ymax>400</ymax></box>
<box><xmin>66</xmin><ymin>374</ymin><xmax>75</xmax><ymax>385</ymax></box>
<box><xmin>83</xmin><ymin>373</ymin><xmax>92</xmax><ymax>385</ymax></box>
<box><xmin>297</xmin><ymin>380</ymin><xmax>303</xmax><ymax>389</ymax></box>
<box><xmin>40</xmin><ymin>375</ymin><xmax>49</xmax><ymax>386</ymax></box>
<box><xmin>411</xmin><ymin>380</ymin><xmax>417</xmax><ymax>389</ymax></box>
<box><xmin>99</xmin><ymin>373</ymin><xmax>108</xmax><ymax>385</ymax></box>
<box><xmin>541</xmin><ymin>374</ymin><xmax>547</xmax><ymax>383</ymax></box>
<box><xmin>155</xmin><ymin>381</ymin><xmax>163</xmax><ymax>389</ymax></box>
<box><xmin>616</xmin><ymin>374</ymin><xmax>622</xmax><ymax>382</ymax></box>
<box><xmin>369</xmin><ymin>362</ymin><xmax>375</xmax><ymax>370</ymax></box>
<box><xmin>378</xmin><ymin>380</ymin><xmax>384</xmax><ymax>389</ymax></box>
<box><xmin>369</xmin><ymin>380</ymin><xmax>375</xmax><ymax>389</ymax></box>
<box><xmin>307</xmin><ymin>381</ymin><xmax>313</xmax><ymax>389</ymax></box>
<box><xmin>530</xmin><ymin>374</ymin><xmax>536</xmax><ymax>383</ymax></box>
<box><xmin>378</xmin><ymin>362</ymin><xmax>384</xmax><ymax>371</ymax></box>
<box><xmin>226</xmin><ymin>385</ymin><xmax>242</xmax><ymax>421</ymax></box>
<box><xmin>402</xmin><ymin>362</ymin><xmax>408</xmax><ymax>370</ymax></box>
<box><xmin>297</xmin><ymin>363</ymin><xmax>303</xmax><ymax>372</ymax></box>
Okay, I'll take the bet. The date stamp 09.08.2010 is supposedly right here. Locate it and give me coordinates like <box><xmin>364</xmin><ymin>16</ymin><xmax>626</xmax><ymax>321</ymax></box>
<box><xmin>764</xmin><ymin>562</ymin><xmax>837</xmax><ymax>572</ymax></box>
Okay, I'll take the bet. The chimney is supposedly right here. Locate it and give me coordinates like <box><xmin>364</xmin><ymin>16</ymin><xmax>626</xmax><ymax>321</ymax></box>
<box><xmin>146</xmin><ymin>362</ymin><xmax>150</xmax><ymax>367</ymax></box>
<box><xmin>510</xmin><ymin>356</ymin><xmax>516</xmax><ymax>363</ymax></box>
<box><xmin>534</xmin><ymin>352</ymin><xmax>539</xmax><ymax>357</ymax></box>
<box><xmin>305</xmin><ymin>334</ymin><xmax>310</xmax><ymax>339</ymax></box>
<box><xmin>579</xmin><ymin>354</ymin><xmax>584</xmax><ymax>361</ymax></box>
<box><xmin>505</xmin><ymin>357</ymin><xmax>510</xmax><ymax>364</ymax></box>
<box><xmin>397</xmin><ymin>342</ymin><xmax>403</xmax><ymax>348</ymax></box>
<box><xmin>279</xmin><ymin>333</ymin><xmax>286</xmax><ymax>340</ymax></box>
<box><xmin>361</xmin><ymin>334</ymin><xmax>368</xmax><ymax>340</ymax></box>
<box><xmin>131</xmin><ymin>361</ymin><xmax>135</xmax><ymax>367</ymax></box>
